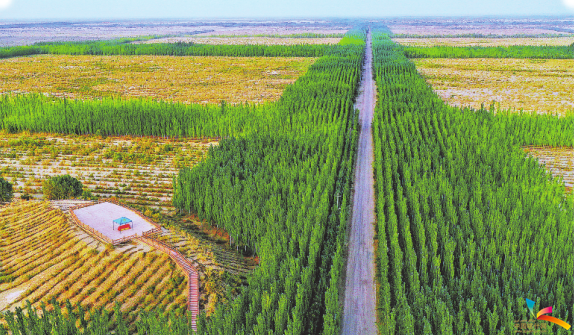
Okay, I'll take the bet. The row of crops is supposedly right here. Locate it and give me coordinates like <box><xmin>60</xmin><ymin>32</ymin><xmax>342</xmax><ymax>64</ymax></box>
<box><xmin>0</xmin><ymin>39</ymin><xmax>330</xmax><ymax>59</ymax></box>
<box><xmin>0</xmin><ymin>202</ymin><xmax>190</xmax><ymax>333</ymax></box>
<box><xmin>0</xmin><ymin>31</ymin><xmax>366</xmax><ymax>334</ymax></box>
<box><xmin>372</xmin><ymin>30</ymin><xmax>574</xmax><ymax>334</ymax></box>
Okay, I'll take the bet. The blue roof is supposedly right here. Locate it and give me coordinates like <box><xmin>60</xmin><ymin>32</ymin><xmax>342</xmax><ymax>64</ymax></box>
<box><xmin>113</xmin><ymin>217</ymin><xmax>132</xmax><ymax>224</ymax></box>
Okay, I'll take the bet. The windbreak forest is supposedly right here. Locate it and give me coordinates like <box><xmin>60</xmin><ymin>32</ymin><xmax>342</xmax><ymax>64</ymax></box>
<box><xmin>403</xmin><ymin>44</ymin><xmax>574</xmax><ymax>59</ymax></box>
<box><xmin>372</xmin><ymin>29</ymin><xmax>574</xmax><ymax>334</ymax></box>
<box><xmin>0</xmin><ymin>39</ymin><xmax>330</xmax><ymax>59</ymax></box>
<box><xmin>0</xmin><ymin>30</ymin><xmax>366</xmax><ymax>334</ymax></box>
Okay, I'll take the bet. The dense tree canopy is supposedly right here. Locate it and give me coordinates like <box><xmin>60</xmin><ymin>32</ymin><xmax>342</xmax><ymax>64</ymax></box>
<box><xmin>372</xmin><ymin>29</ymin><xmax>574</xmax><ymax>334</ymax></box>
<box><xmin>42</xmin><ymin>175</ymin><xmax>84</xmax><ymax>200</ymax></box>
<box><xmin>403</xmin><ymin>44</ymin><xmax>574</xmax><ymax>59</ymax></box>
<box><xmin>0</xmin><ymin>177</ymin><xmax>13</xmax><ymax>202</ymax></box>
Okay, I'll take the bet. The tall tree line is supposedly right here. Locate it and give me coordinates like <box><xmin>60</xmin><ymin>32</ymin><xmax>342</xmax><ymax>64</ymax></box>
<box><xmin>372</xmin><ymin>29</ymin><xmax>574</xmax><ymax>334</ymax></box>
<box><xmin>0</xmin><ymin>39</ymin><xmax>330</xmax><ymax>59</ymax></box>
<box><xmin>1</xmin><ymin>31</ymin><xmax>366</xmax><ymax>334</ymax></box>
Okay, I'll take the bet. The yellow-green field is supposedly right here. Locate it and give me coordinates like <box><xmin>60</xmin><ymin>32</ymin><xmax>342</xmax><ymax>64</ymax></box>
<box><xmin>0</xmin><ymin>54</ymin><xmax>316</xmax><ymax>104</ymax></box>
<box><xmin>395</xmin><ymin>37</ymin><xmax>574</xmax><ymax>47</ymax></box>
<box><xmin>137</xmin><ymin>37</ymin><xmax>342</xmax><ymax>45</ymax></box>
<box><xmin>414</xmin><ymin>58</ymin><xmax>574</xmax><ymax>114</ymax></box>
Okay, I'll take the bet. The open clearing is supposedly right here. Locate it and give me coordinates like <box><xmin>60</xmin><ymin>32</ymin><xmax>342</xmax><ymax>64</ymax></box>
<box><xmin>0</xmin><ymin>131</ymin><xmax>213</xmax><ymax>212</ymax></box>
<box><xmin>135</xmin><ymin>36</ymin><xmax>341</xmax><ymax>45</ymax></box>
<box><xmin>73</xmin><ymin>202</ymin><xmax>158</xmax><ymax>241</ymax></box>
<box><xmin>0</xmin><ymin>54</ymin><xmax>315</xmax><ymax>104</ymax></box>
<box><xmin>414</xmin><ymin>58</ymin><xmax>574</xmax><ymax>114</ymax></box>
<box><xmin>524</xmin><ymin>146</ymin><xmax>574</xmax><ymax>192</ymax></box>
<box><xmin>395</xmin><ymin>37</ymin><xmax>574</xmax><ymax>47</ymax></box>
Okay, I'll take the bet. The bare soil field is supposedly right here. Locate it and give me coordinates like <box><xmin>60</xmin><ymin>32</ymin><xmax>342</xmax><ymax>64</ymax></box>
<box><xmin>0</xmin><ymin>131</ymin><xmax>213</xmax><ymax>212</ymax></box>
<box><xmin>394</xmin><ymin>37</ymin><xmax>574</xmax><ymax>47</ymax></box>
<box><xmin>414</xmin><ymin>58</ymin><xmax>574</xmax><ymax>114</ymax></box>
<box><xmin>386</xmin><ymin>18</ymin><xmax>574</xmax><ymax>36</ymax></box>
<box><xmin>0</xmin><ymin>54</ymin><xmax>315</xmax><ymax>104</ymax></box>
<box><xmin>524</xmin><ymin>146</ymin><xmax>574</xmax><ymax>192</ymax></box>
<box><xmin>0</xmin><ymin>20</ymin><xmax>350</xmax><ymax>47</ymax></box>
<box><xmin>135</xmin><ymin>36</ymin><xmax>342</xmax><ymax>45</ymax></box>
<box><xmin>73</xmin><ymin>202</ymin><xmax>158</xmax><ymax>241</ymax></box>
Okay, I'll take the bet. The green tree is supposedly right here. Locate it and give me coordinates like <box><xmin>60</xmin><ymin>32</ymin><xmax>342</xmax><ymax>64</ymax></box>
<box><xmin>0</xmin><ymin>176</ymin><xmax>13</xmax><ymax>202</ymax></box>
<box><xmin>42</xmin><ymin>175</ymin><xmax>83</xmax><ymax>200</ymax></box>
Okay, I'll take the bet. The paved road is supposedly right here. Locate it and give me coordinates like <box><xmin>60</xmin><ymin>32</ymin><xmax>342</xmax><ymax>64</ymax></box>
<box><xmin>341</xmin><ymin>29</ymin><xmax>378</xmax><ymax>335</ymax></box>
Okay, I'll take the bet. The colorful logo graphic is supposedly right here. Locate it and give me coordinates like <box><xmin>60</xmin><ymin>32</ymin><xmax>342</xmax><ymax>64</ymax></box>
<box><xmin>525</xmin><ymin>298</ymin><xmax>571</xmax><ymax>330</ymax></box>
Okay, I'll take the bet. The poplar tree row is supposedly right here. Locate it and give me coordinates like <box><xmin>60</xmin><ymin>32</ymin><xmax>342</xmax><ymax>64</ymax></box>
<box><xmin>0</xmin><ymin>95</ymin><xmax>269</xmax><ymax>138</ymax></box>
<box><xmin>173</xmin><ymin>33</ymin><xmax>365</xmax><ymax>335</ymax></box>
<box><xmin>0</xmin><ymin>31</ymin><xmax>366</xmax><ymax>334</ymax></box>
<box><xmin>403</xmin><ymin>44</ymin><xmax>574</xmax><ymax>59</ymax></box>
<box><xmin>372</xmin><ymin>30</ymin><xmax>574</xmax><ymax>334</ymax></box>
<box><xmin>0</xmin><ymin>39</ymin><xmax>330</xmax><ymax>59</ymax></box>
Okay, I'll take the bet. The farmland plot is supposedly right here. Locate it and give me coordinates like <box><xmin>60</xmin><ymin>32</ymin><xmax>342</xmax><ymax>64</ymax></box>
<box><xmin>0</xmin><ymin>54</ymin><xmax>315</xmax><ymax>104</ymax></box>
<box><xmin>0</xmin><ymin>201</ymin><xmax>188</xmax><ymax>321</ymax></box>
<box><xmin>414</xmin><ymin>58</ymin><xmax>574</xmax><ymax>114</ymax></box>
<box><xmin>524</xmin><ymin>146</ymin><xmax>574</xmax><ymax>193</ymax></box>
<box><xmin>0</xmin><ymin>132</ymin><xmax>212</xmax><ymax>212</ymax></box>
<box><xmin>136</xmin><ymin>36</ymin><xmax>342</xmax><ymax>45</ymax></box>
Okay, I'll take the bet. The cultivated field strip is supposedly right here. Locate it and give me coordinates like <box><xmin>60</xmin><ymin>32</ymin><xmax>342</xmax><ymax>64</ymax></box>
<box><xmin>0</xmin><ymin>201</ymin><xmax>188</xmax><ymax>321</ymax></box>
<box><xmin>413</xmin><ymin>58</ymin><xmax>574</xmax><ymax>115</ymax></box>
<box><xmin>136</xmin><ymin>36</ymin><xmax>342</xmax><ymax>45</ymax></box>
<box><xmin>0</xmin><ymin>132</ymin><xmax>211</xmax><ymax>211</ymax></box>
<box><xmin>0</xmin><ymin>55</ymin><xmax>315</xmax><ymax>104</ymax></box>
<box><xmin>524</xmin><ymin>146</ymin><xmax>574</xmax><ymax>192</ymax></box>
<box><xmin>395</xmin><ymin>37</ymin><xmax>574</xmax><ymax>47</ymax></box>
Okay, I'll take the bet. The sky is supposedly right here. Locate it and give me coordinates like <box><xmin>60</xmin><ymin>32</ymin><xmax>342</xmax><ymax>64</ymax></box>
<box><xmin>0</xmin><ymin>0</ymin><xmax>574</xmax><ymax>19</ymax></box>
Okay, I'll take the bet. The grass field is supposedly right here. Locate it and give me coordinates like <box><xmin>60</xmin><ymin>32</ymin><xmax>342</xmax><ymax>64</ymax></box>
<box><xmin>524</xmin><ymin>146</ymin><xmax>574</xmax><ymax>193</ymax></box>
<box><xmin>395</xmin><ymin>37</ymin><xmax>574</xmax><ymax>47</ymax></box>
<box><xmin>413</xmin><ymin>58</ymin><xmax>574</xmax><ymax>114</ymax></box>
<box><xmin>0</xmin><ymin>131</ymin><xmax>213</xmax><ymax>212</ymax></box>
<box><xmin>137</xmin><ymin>37</ymin><xmax>342</xmax><ymax>45</ymax></box>
<box><xmin>0</xmin><ymin>54</ymin><xmax>315</xmax><ymax>104</ymax></box>
<box><xmin>0</xmin><ymin>201</ymin><xmax>188</xmax><ymax>322</ymax></box>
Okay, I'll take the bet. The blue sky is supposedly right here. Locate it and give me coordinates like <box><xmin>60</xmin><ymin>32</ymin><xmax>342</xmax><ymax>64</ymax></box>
<box><xmin>0</xmin><ymin>0</ymin><xmax>573</xmax><ymax>19</ymax></box>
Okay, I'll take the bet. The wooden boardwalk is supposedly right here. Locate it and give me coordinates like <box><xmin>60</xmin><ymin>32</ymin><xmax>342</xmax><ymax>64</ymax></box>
<box><xmin>63</xmin><ymin>199</ymin><xmax>199</xmax><ymax>330</ymax></box>
<box><xmin>137</xmin><ymin>235</ymin><xmax>200</xmax><ymax>331</ymax></box>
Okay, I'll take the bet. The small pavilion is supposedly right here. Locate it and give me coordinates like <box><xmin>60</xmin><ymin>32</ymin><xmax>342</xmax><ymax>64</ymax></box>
<box><xmin>113</xmin><ymin>217</ymin><xmax>133</xmax><ymax>232</ymax></box>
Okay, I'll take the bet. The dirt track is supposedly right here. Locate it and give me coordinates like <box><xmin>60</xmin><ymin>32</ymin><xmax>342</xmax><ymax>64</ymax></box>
<box><xmin>341</xmin><ymin>29</ymin><xmax>377</xmax><ymax>334</ymax></box>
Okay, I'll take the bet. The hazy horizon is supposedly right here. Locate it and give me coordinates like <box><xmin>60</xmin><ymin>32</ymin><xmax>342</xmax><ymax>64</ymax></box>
<box><xmin>1</xmin><ymin>0</ymin><xmax>574</xmax><ymax>20</ymax></box>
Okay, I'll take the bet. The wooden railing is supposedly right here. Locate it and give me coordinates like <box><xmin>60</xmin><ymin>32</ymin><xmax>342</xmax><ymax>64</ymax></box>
<box><xmin>69</xmin><ymin>210</ymin><xmax>113</xmax><ymax>244</ymax></box>
<box><xmin>68</xmin><ymin>200</ymin><xmax>163</xmax><ymax>245</ymax></box>
<box><xmin>137</xmin><ymin>235</ymin><xmax>199</xmax><ymax>331</ymax></box>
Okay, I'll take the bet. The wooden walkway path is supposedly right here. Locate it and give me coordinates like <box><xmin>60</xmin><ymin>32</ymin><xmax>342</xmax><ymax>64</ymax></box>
<box><xmin>60</xmin><ymin>200</ymin><xmax>200</xmax><ymax>330</ymax></box>
<box><xmin>137</xmin><ymin>235</ymin><xmax>200</xmax><ymax>331</ymax></box>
